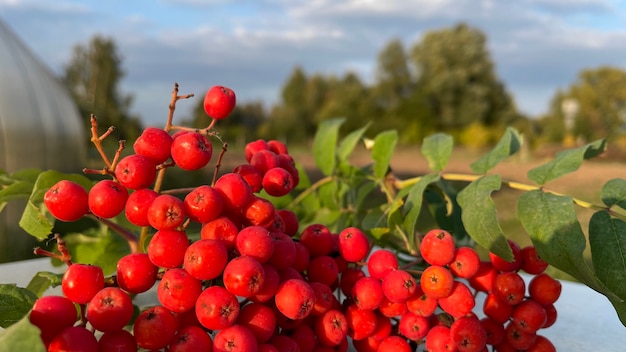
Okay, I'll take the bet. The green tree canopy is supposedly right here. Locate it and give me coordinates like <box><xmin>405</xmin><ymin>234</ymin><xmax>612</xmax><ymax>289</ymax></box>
<box><xmin>63</xmin><ymin>35</ymin><xmax>142</xmax><ymax>143</ymax></box>
<box><xmin>560</xmin><ymin>66</ymin><xmax>626</xmax><ymax>142</ymax></box>
<box><xmin>410</xmin><ymin>23</ymin><xmax>517</xmax><ymax>131</ymax></box>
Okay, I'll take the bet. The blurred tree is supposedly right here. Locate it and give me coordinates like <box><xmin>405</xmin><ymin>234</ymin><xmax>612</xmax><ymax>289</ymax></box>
<box><xmin>373</xmin><ymin>38</ymin><xmax>413</xmax><ymax>110</ymax></box>
<box><xmin>546</xmin><ymin>66</ymin><xmax>626</xmax><ymax>143</ymax></box>
<box><xmin>317</xmin><ymin>72</ymin><xmax>374</xmax><ymax>133</ymax></box>
<box><xmin>63</xmin><ymin>35</ymin><xmax>142</xmax><ymax>144</ymax></box>
<box><xmin>410</xmin><ymin>23</ymin><xmax>517</xmax><ymax>132</ymax></box>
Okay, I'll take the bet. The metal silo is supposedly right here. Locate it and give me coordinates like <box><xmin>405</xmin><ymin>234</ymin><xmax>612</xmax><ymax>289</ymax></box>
<box><xmin>0</xmin><ymin>19</ymin><xmax>86</xmax><ymax>262</ymax></box>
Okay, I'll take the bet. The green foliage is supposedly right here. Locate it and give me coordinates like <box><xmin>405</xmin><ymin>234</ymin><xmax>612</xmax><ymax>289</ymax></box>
<box><xmin>63</xmin><ymin>35</ymin><xmax>142</xmax><ymax>143</ymax></box>
<box><xmin>0</xmin><ymin>284</ymin><xmax>37</xmax><ymax>328</ymax></box>
<box><xmin>0</xmin><ymin>315</ymin><xmax>45</xmax><ymax>352</ymax></box>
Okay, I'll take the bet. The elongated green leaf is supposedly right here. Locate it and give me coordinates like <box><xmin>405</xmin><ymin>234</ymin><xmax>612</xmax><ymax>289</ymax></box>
<box><xmin>312</xmin><ymin>118</ymin><xmax>345</xmax><ymax>176</ymax></box>
<box><xmin>0</xmin><ymin>284</ymin><xmax>38</xmax><ymax>328</ymax></box>
<box><xmin>601</xmin><ymin>178</ymin><xmax>626</xmax><ymax>210</ymax></box>
<box><xmin>457</xmin><ymin>174</ymin><xmax>513</xmax><ymax>261</ymax></box>
<box><xmin>337</xmin><ymin>123</ymin><xmax>370</xmax><ymax>163</ymax></box>
<box><xmin>421</xmin><ymin>133</ymin><xmax>453</xmax><ymax>172</ymax></box>
<box><xmin>518</xmin><ymin>190</ymin><xmax>620</xmax><ymax>301</ymax></box>
<box><xmin>589</xmin><ymin>211</ymin><xmax>626</xmax><ymax>299</ymax></box>
<box><xmin>470</xmin><ymin>127</ymin><xmax>522</xmax><ymax>174</ymax></box>
<box><xmin>403</xmin><ymin>173</ymin><xmax>440</xmax><ymax>251</ymax></box>
<box><xmin>527</xmin><ymin>139</ymin><xmax>606</xmax><ymax>185</ymax></box>
<box><xmin>372</xmin><ymin>130</ymin><xmax>398</xmax><ymax>179</ymax></box>
<box><xmin>0</xmin><ymin>315</ymin><xmax>46</xmax><ymax>352</ymax></box>
<box><xmin>18</xmin><ymin>170</ymin><xmax>93</xmax><ymax>240</ymax></box>
<box><xmin>608</xmin><ymin>297</ymin><xmax>626</xmax><ymax>327</ymax></box>
<box><xmin>26</xmin><ymin>272</ymin><xmax>63</xmax><ymax>298</ymax></box>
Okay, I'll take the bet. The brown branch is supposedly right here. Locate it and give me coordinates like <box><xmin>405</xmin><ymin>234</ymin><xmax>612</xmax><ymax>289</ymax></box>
<box><xmin>212</xmin><ymin>143</ymin><xmax>228</xmax><ymax>186</ymax></box>
<box><xmin>89</xmin><ymin>115</ymin><xmax>114</xmax><ymax>169</ymax></box>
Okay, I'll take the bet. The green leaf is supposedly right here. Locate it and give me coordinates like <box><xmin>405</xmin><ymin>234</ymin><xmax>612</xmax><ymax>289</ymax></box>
<box><xmin>470</xmin><ymin>127</ymin><xmax>521</xmax><ymax>174</ymax></box>
<box><xmin>589</xmin><ymin>211</ymin><xmax>626</xmax><ymax>299</ymax></box>
<box><xmin>527</xmin><ymin>139</ymin><xmax>606</xmax><ymax>185</ymax></box>
<box><xmin>371</xmin><ymin>130</ymin><xmax>398</xmax><ymax>179</ymax></box>
<box><xmin>0</xmin><ymin>315</ymin><xmax>46</xmax><ymax>352</ymax></box>
<box><xmin>312</xmin><ymin>118</ymin><xmax>345</xmax><ymax>176</ymax></box>
<box><xmin>518</xmin><ymin>190</ymin><xmax>620</xmax><ymax>301</ymax></box>
<box><xmin>26</xmin><ymin>272</ymin><xmax>63</xmax><ymax>298</ymax></box>
<box><xmin>601</xmin><ymin>178</ymin><xmax>626</xmax><ymax>210</ymax></box>
<box><xmin>337</xmin><ymin>123</ymin><xmax>370</xmax><ymax>163</ymax></box>
<box><xmin>0</xmin><ymin>284</ymin><xmax>38</xmax><ymax>328</ymax></box>
<box><xmin>63</xmin><ymin>228</ymin><xmax>132</xmax><ymax>275</ymax></box>
<box><xmin>19</xmin><ymin>170</ymin><xmax>93</xmax><ymax>240</ymax></box>
<box><xmin>421</xmin><ymin>133</ymin><xmax>453</xmax><ymax>172</ymax></box>
<box><xmin>457</xmin><ymin>174</ymin><xmax>513</xmax><ymax>261</ymax></box>
<box><xmin>607</xmin><ymin>296</ymin><xmax>626</xmax><ymax>327</ymax></box>
<box><xmin>8</xmin><ymin>169</ymin><xmax>42</xmax><ymax>183</ymax></box>
<box><xmin>402</xmin><ymin>173</ymin><xmax>440</xmax><ymax>250</ymax></box>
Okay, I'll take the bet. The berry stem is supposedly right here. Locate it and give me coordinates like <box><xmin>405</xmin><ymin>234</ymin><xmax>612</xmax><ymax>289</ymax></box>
<box><xmin>286</xmin><ymin>175</ymin><xmax>335</xmax><ymax>210</ymax></box>
<box><xmin>89</xmin><ymin>115</ymin><xmax>114</xmax><ymax>169</ymax></box>
<box><xmin>33</xmin><ymin>234</ymin><xmax>72</xmax><ymax>266</ymax></box>
<box><xmin>164</xmin><ymin>82</ymin><xmax>194</xmax><ymax>132</ymax></box>
<box><xmin>87</xmin><ymin>215</ymin><xmax>139</xmax><ymax>253</ymax></box>
<box><xmin>211</xmin><ymin>142</ymin><xmax>228</xmax><ymax>186</ymax></box>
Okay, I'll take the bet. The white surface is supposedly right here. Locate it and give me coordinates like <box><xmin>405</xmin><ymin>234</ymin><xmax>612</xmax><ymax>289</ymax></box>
<box><xmin>1</xmin><ymin>258</ymin><xmax>624</xmax><ymax>350</ymax></box>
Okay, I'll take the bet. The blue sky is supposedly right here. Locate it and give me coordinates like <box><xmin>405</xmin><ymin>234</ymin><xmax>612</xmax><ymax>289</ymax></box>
<box><xmin>2</xmin><ymin>0</ymin><xmax>626</xmax><ymax>127</ymax></box>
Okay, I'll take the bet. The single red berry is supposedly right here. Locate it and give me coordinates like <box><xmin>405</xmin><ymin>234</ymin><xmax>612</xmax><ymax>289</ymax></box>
<box><xmin>244</xmin><ymin>139</ymin><xmax>269</xmax><ymax>162</ymax></box>
<box><xmin>200</xmin><ymin>215</ymin><xmax>239</xmax><ymax>250</ymax></box>
<box><xmin>267</xmin><ymin>232</ymin><xmax>297</xmax><ymax>270</ymax></box>
<box><xmin>420</xmin><ymin>228</ymin><xmax>456</xmax><ymax>266</ymax></box>
<box><xmin>307</xmin><ymin>255</ymin><xmax>339</xmax><ymax>287</ymax></box>
<box><xmin>419</xmin><ymin>265</ymin><xmax>454</xmax><ymax>299</ymax></box>
<box><xmin>405</xmin><ymin>285</ymin><xmax>438</xmax><ymax>317</ymax></box>
<box><xmin>214</xmin><ymin>172</ymin><xmax>254</xmax><ymax>213</ymax></box>
<box><xmin>114</xmin><ymin>154</ymin><xmax>157</xmax><ymax>190</ymax></box>
<box><xmin>277</xmin><ymin>209</ymin><xmax>299</xmax><ymax>237</ymax></box>
<box><xmin>196</xmin><ymin>285</ymin><xmax>240</xmax><ymax>330</ymax></box>
<box><xmin>168</xmin><ymin>325</ymin><xmax>213</xmax><ymax>352</ymax></box>
<box><xmin>378</xmin><ymin>295</ymin><xmax>408</xmax><ymax>318</ymax></box>
<box><xmin>267</xmin><ymin>140</ymin><xmax>288</xmax><ymax>155</ymax></box>
<box><xmin>512</xmin><ymin>298</ymin><xmax>548</xmax><ymax>333</ymax></box>
<box><xmin>134</xmin><ymin>127</ymin><xmax>173</xmax><ymax>164</ymax></box>
<box><xmin>299</xmin><ymin>223</ymin><xmax>334</xmax><ymax>257</ymax></box>
<box><xmin>483</xmin><ymin>292</ymin><xmax>514</xmax><ymax>324</ymax></box>
<box><xmin>367</xmin><ymin>249</ymin><xmax>399</xmax><ymax>280</ymax></box>
<box><xmin>250</xmin><ymin>149</ymin><xmax>280</xmax><ymax>175</ymax></box>
<box><xmin>203</xmin><ymin>85</ymin><xmax>236</xmax><ymax>120</ymax></box>
<box><xmin>309</xmin><ymin>281</ymin><xmax>336</xmax><ymax>316</ymax></box>
<box><xmin>243</xmin><ymin>196</ymin><xmax>276</xmax><ymax>228</ymax></box>
<box><xmin>125</xmin><ymin>188</ymin><xmax>158</xmax><ymax>226</ymax></box>
<box><xmin>377</xmin><ymin>335</ymin><xmax>412</xmax><ymax>352</ymax></box>
<box><xmin>44</xmin><ymin>180</ymin><xmax>89</xmax><ymax>222</ymax></box>
<box><xmin>184</xmin><ymin>238</ymin><xmax>228</xmax><ymax>280</ymax></box>
<box><xmin>133</xmin><ymin>305</ymin><xmax>178</xmax><ymax>350</ymax></box>
<box><xmin>236</xmin><ymin>226</ymin><xmax>275</xmax><ymax>263</ymax></box>
<box><xmin>480</xmin><ymin>317</ymin><xmax>505</xmax><ymax>346</ymax></box>
<box><xmin>468</xmin><ymin>261</ymin><xmax>498</xmax><ymax>293</ymax></box>
<box><xmin>275</xmin><ymin>279</ymin><xmax>316</xmax><ymax>320</ymax></box>
<box><xmin>527</xmin><ymin>334</ymin><xmax>556</xmax><ymax>352</ymax></box>
<box><xmin>450</xmin><ymin>246</ymin><xmax>481</xmax><ymax>279</ymax></box>
<box><xmin>171</xmin><ymin>132</ymin><xmax>213</xmax><ymax>170</ymax></box>
<box><xmin>147</xmin><ymin>194</ymin><xmax>186</xmax><ymax>230</ymax></box>
<box><xmin>184</xmin><ymin>185</ymin><xmax>223</xmax><ymax>223</ymax></box>
<box><xmin>438</xmin><ymin>281</ymin><xmax>475</xmax><ymax>318</ymax></box>
<box><xmin>88</xmin><ymin>179</ymin><xmax>128</xmax><ymax>219</ymax></box>
<box><xmin>337</xmin><ymin>227</ymin><xmax>370</xmax><ymax>263</ymax></box>
<box><xmin>212</xmin><ymin>324</ymin><xmax>258</xmax><ymax>352</ymax></box>
<box><xmin>48</xmin><ymin>326</ymin><xmax>98</xmax><ymax>352</ymax></box>
<box><xmin>98</xmin><ymin>330</ymin><xmax>136</xmax><ymax>352</ymax></box>
<box><xmin>521</xmin><ymin>245</ymin><xmax>549</xmax><ymax>274</ymax></box>
<box><xmin>382</xmin><ymin>269</ymin><xmax>417</xmax><ymax>303</ymax></box>
<box><xmin>352</xmin><ymin>276</ymin><xmax>384</xmax><ymax>311</ymax></box>
<box><xmin>494</xmin><ymin>271</ymin><xmax>526</xmax><ymax>305</ymax></box>
<box><xmin>116</xmin><ymin>252</ymin><xmax>158</xmax><ymax>294</ymax></box>
<box><xmin>528</xmin><ymin>273</ymin><xmax>561</xmax><ymax>305</ymax></box>
<box><xmin>398</xmin><ymin>311</ymin><xmax>430</xmax><ymax>341</ymax></box>
<box><xmin>29</xmin><ymin>295</ymin><xmax>78</xmax><ymax>345</ymax></box>
<box><xmin>450</xmin><ymin>316</ymin><xmax>488</xmax><ymax>352</ymax></box>
<box><xmin>62</xmin><ymin>264</ymin><xmax>104</xmax><ymax>304</ymax></box>
<box><xmin>262</xmin><ymin>167</ymin><xmax>295</xmax><ymax>197</ymax></box>
<box><xmin>425</xmin><ymin>325</ymin><xmax>455</xmax><ymax>352</ymax></box>
<box><xmin>86</xmin><ymin>287</ymin><xmax>134</xmax><ymax>332</ymax></box>
<box><xmin>147</xmin><ymin>229</ymin><xmax>189</xmax><ymax>268</ymax></box>
<box><xmin>223</xmin><ymin>255</ymin><xmax>266</xmax><ymax>298</ymax></box>
<box><xmin>314</xmin><ymin>309</ymin><xmax>349</xmax><ymax>347</ymax></box>
<box><xmin>250</xmin><ymin>263</ymin><xmax>280</xmax><ymax>304</ymax></box>
<box><xmin>158</xmin><ymin>268</ymin><xmax>203</xmax><ymax>313</ymax></box>
<box><xmin>339</xmin><ymin>267</ymin><xmax>366</xmax><ymax>296</ymax></box>
<box><xmin>504</xmin><ymin>320</ymin><xmax>538</xmax><ymax>350</ymax></box>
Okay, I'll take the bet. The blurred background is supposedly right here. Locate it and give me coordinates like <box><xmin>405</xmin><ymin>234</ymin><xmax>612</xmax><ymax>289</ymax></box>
<box><xmin>2</xmin><ymin>0</ymin><xmax>626</xmax><ymax>261</ymax></box>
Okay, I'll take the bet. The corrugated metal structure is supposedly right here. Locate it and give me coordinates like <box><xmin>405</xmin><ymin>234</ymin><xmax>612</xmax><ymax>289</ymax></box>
<box><xmin>0</xmin><ymin>19</ymin><xmax>86</xmax><ymax>262</ymax></box>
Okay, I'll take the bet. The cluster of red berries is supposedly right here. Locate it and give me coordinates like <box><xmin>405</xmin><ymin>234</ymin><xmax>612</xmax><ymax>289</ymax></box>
<box><xmin>33</xmin><ymin>85</ymin><xmax>561</xmax><ymax>352</ymax></box>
